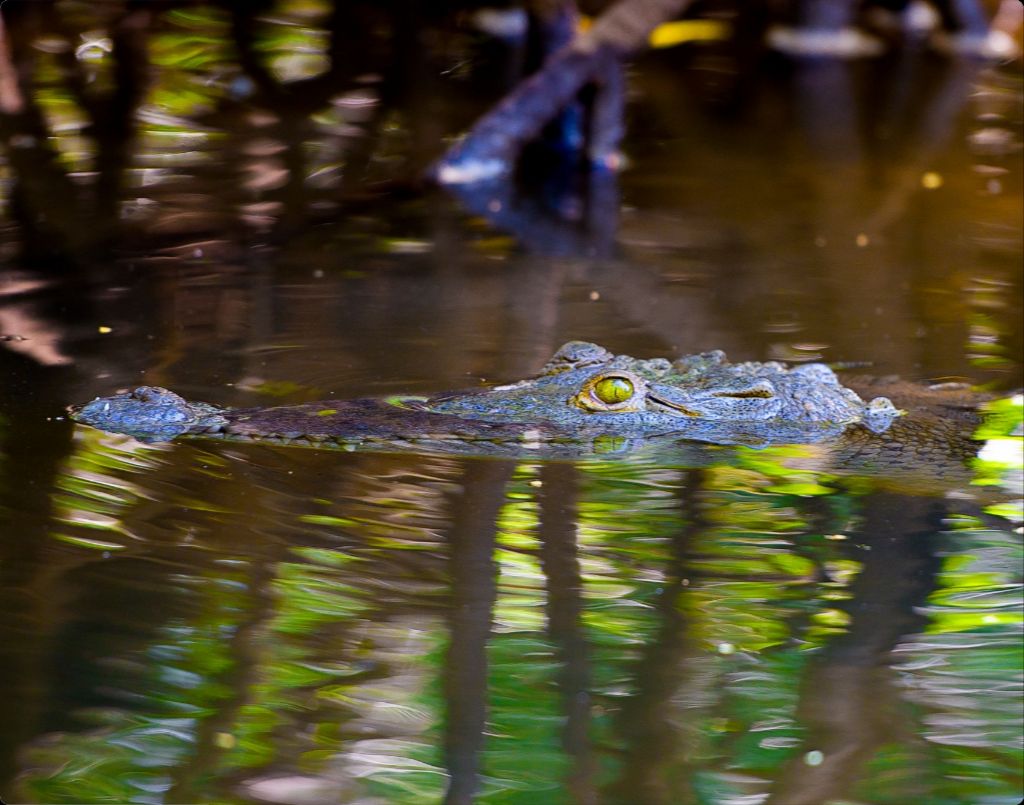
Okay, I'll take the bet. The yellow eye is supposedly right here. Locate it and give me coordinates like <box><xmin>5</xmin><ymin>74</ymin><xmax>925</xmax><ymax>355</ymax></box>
<box><xmin>593</xmin><ymin>376</ymin><xmax>634</xmax><ymax>405</ymax></box>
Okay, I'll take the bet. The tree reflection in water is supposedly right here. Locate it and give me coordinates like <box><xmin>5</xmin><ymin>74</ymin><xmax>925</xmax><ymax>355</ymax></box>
<box><xmin>2</xmin><ymin>420</ymin><xmax>1016</xmax><ymax>803</ymax></box>
<box><xmin>0</xmin><ymin>1</ymin><xmax>1020</xmax><ymax>803</ymax></box>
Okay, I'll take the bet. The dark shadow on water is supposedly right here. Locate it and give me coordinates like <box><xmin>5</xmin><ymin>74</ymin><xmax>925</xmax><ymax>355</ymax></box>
<box><xmin>767</xmin><ymin>493</ymin><xmax>944</xmax><ymax>805</ymax></box>
<box><xmin>606</xmin><ymin>469</ymin><xmax>706</xmax><ymax>805</ymax></box>
<box><xmin>443</xmin><ymin>460</ymin><xmax>514</xmax><ymax>805</ymax></box>
<box><xmin>0</xmin><ymin>349</ymin><xmax>76</xmax><ymax>789</ymax></box>
<box><xmin>538</xmin><ymin>462</ymin><xmax>597</xmax><ymax>804</ymax></box>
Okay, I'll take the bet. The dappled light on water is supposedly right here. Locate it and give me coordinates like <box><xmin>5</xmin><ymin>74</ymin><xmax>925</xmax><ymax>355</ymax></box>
<box><xmin>0</xmin><ymin>1</ymin><xmax>1021</xmax><ymax>802</ymax></box>
<box><xmin>6</xmin><ymin>402</ymin><xmax>1017</xmax><ymax>802</ymax></box>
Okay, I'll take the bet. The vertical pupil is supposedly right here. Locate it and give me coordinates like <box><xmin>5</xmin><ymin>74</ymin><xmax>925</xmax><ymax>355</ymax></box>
<box><xmin>594</xmin><ymin>377</ymin><xmax>633</xmax><ymax>404</ymax></box>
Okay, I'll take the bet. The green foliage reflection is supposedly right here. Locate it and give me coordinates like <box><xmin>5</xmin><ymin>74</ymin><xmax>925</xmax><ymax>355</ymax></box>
<box><xmin>10</xmin><ymin>397</ymin><xmax>1023</xmax><ymax>802</ymax></box>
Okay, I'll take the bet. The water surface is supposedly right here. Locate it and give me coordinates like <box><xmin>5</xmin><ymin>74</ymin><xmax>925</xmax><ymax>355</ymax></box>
<box><xmin>0</xmin><ymin>5</ymin><xmax>1021</xmax><ymax>803</ymax></box>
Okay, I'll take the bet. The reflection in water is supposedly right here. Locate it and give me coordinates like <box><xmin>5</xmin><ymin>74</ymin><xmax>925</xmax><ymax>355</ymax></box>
<box><xmin>444</xmin><ymin>460</ymin><xmax>511</xmax><ymax>805</ymax></box>
<box><xmin>0</xmin><ymin>2</ymin><xmax>1021</xmax><ymax>803</ymax></box>
<box><xmin>537</xmin><ymin>463</ymin><xmax>596</xmax><ymax>803</ymax></box>
<box><xmin>1</xmin><ymin>418</ymin><xmax>1017</xmax><ymax>803</ymax></box>
<box><xmin>766</xmin><ymin>495</ymin><xmax>943</xmax><ymax>805</ymax></box>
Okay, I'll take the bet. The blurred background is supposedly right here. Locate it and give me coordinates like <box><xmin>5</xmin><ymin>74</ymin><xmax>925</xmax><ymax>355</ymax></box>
<box><xmin>0</xmin><ymin>1</ymin><xmax>1021</xmax><ymax>803</ymax></box>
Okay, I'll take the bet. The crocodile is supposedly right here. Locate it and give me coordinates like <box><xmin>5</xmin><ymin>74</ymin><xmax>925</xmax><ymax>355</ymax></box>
<box><xmin>67</xmin><ymin>341</ymin><xmax>1000</xmax><ymax>486</ymax></box>
<box><xmin>68</xmin><ymin>342</ymin><xmax>906</xmax><ymax>449</ymax></box>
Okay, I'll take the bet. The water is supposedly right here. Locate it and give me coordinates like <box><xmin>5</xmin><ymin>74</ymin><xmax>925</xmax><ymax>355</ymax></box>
<box><xmin>0</xmin><ymin>5</ymin><xmax>1022</xmax><ymax>804</ymax></box>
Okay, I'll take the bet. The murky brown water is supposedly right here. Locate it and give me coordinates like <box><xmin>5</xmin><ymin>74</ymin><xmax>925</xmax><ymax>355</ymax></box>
<box><xmin>0</xmin><ymin>4</ymin><xmax>1021</xmax><ymax>804</ymax></box>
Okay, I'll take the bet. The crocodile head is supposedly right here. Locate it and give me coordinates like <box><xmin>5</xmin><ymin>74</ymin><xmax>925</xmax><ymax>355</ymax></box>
<box><xmin>66</xmin><ymin>343</ymin><xmax>901</xmax><ymax>448</ymax></box>
<box><xmin>426</xmin><ymin>341</ymin><xmax>900</xmax><ymax>435</ymax></box>
<box><xmin>68</xmin><ymin>386</ymin><xmax>228</xmax><ymax>442</ymax></box>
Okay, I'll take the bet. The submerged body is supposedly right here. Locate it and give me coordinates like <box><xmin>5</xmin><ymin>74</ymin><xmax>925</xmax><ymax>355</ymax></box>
<box><xmin>69</xmin><ymin>342</ymin><xmax>904</xmax><ymax>451</ymax></box>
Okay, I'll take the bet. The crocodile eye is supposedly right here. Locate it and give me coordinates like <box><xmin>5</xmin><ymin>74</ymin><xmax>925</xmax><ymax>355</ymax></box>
<box><xmin>573</xmin><ymin>371</ymin><xmax>645</xmax><ymax>412</ymax></box>
<box><xmin>593</xmin><ymin>376</ymin><xmax>634</xmax><ymax>404</ymax></box>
